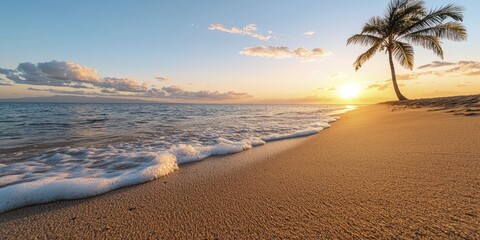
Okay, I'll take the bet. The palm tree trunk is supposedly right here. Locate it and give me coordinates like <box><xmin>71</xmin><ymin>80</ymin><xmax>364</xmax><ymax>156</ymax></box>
<box><xmin>388</xmin><ymin>49</ymin><xmax>408</xmax><ymax>101</ymax></box>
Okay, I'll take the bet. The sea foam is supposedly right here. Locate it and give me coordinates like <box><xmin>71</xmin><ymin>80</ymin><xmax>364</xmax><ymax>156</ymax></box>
<box><xmin>0</xmin><ymin>137</ymin><xmax>268</xmax><ymax>213</ymax></box>
<box><xmin>0</xmin><ymin>105</ymin><xmax>349</xmax><ymax>214</ymax></box>
<box><xmin>0</xmin><ymin>152</ymin><xmax>178</xmax><ymax>214</ymax></box>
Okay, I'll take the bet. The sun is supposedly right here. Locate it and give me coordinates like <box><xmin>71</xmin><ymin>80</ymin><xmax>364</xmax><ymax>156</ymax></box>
<box><xmin>338</xmin><ymin>83</ymin><xmax>361</xmax><ymax>100</ymax></box>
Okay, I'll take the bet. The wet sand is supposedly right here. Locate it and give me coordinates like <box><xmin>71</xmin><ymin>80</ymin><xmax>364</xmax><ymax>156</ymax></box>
<box><xmin>1</xmin><ymin>98</ymin><xmax>479</xmax><ymax>239</ymax></box>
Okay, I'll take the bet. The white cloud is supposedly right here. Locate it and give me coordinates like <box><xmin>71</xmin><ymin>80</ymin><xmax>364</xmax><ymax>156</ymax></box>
<box><xmin>35</xmin><ymin>61</ymin><xmax>101</xmax><ymax>83</ymax></box>
<box><xmin>208</xmin><ymin>23</ymin><xmax>272</xmax><ymax>41</ymax></box>
<box><xmin>303</xmin><ymin>31</ymin><xmax>315</xmax><ymax>38</ymax></box>
<box><xmin>240</xmin><ymin>46</ymin><xmax>332</xmax><ymax>61</ymax></box>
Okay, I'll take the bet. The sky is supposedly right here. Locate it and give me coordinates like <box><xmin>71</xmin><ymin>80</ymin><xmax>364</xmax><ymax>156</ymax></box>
<box><xmin>0</xmin><ymin>0</ymin><xmax>479</xmax><ymax>104</ymax></box>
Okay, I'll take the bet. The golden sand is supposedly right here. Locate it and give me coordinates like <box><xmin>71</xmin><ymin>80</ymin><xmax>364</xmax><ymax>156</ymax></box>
<box><xmin>1</xmin><ymin>98</ymin><xmax>479</xmax><ymax>239</ymax></box>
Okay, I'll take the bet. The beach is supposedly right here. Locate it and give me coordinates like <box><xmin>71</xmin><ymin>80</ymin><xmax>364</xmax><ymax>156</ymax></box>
<box><xmin>1</xmin><ymin>98</ymin><xmax>479</xmax><ymax>239</ymax></box>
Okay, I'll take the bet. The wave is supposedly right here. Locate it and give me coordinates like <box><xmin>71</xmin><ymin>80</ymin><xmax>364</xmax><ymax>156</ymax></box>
<box><xmin>0</xmin><ymin>118</ymin><xmax>342</xmax><ymax>214</ymax></box>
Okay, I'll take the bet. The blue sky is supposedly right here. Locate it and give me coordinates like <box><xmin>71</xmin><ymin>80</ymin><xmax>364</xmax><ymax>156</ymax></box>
<box><xmin>1</xmin><ymin>0</ymin><xmax>479</xmax><ymax>103</ymax></box>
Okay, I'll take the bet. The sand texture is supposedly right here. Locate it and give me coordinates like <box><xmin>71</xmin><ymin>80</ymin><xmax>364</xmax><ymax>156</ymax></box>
<box><xmin>384</xmin><ymin>94</ymin><xmax>480</xmax><ymax>116</ymax></box>
<box><xmin>0</xmin><ymin>101</ymin><xmax>479</xmax><ymax>239</ymax></box>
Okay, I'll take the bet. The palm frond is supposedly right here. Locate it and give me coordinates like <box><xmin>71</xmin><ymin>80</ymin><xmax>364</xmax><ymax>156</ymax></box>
<box><xmin>353</xmin><ymin>43</ymin><xmax>382</xmax><ymax>70</ymax></box>
<box><xmin>361</xmin><ymin>16</ymin><xmax>386</xmax><ymax>36</ymax></box>
<box><xmin>347</xmin><ymin>34</ymin><xmax>384</xmax><ymax>47</ymax></box>
<box><xmin>429</xmin><ymin>4</ymin><xmax>464</xmax><ymax>21</ymax></box>
<box><xmin>405</xmin><ymin>22</ymin><xmax>467</xmax><ymax>41</ymax></box>
<box><xmin>392</xmin><ymin>41</ymin><xmax>414</xmax><ymax>69</ymax></box>
<box><xmin>401</xmin><ymin>35</ymin><xmax>443</xmax><ymax>58</ymax></box>
<box><xmin>349</xmin><ymin>0</ymin><xmax>466</xmax><ymax>73</ymax></box>
<box><xmin>400</xmin><ymin>4</ymin><xmax>465</xmax><ymax>35</ymax></box>
<box><xmin>391</xmin><ymin>0</ymin><xmax>425</xmax><ymax>25</ymax></box>
<box><xmin>385</xmin><ymin>0</ymin><xmax>411</xmax><ymax>21</ymax></box>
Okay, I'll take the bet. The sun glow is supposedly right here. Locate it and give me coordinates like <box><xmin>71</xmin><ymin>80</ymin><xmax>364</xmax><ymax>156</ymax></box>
<box><xmin>338</xmin><ymin>83</ymin><xmax>361</xmax><ymax>100</ymax></box>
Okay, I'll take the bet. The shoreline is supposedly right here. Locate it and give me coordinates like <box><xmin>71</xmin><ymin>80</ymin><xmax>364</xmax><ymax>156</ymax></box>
<box><xmin>0</xmin><ymin>107</ymin><xmax>345</xmax><ymax>214</ymax></box>
<box><xmin>0</xmin><ymin>130</ymin><xmax>321</xmax><ymax>216</ymax></box>
<box><xmin>1</xmin><ymin>101</ymin><xmax>479</xmax><ymax>238</ymax></box>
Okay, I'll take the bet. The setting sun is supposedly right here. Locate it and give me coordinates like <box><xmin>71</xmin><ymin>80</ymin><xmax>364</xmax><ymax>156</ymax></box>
<box><xmin>338</xmin><ymin>83</ymin><xmax>361</xmax><ymax>100</ymax></box>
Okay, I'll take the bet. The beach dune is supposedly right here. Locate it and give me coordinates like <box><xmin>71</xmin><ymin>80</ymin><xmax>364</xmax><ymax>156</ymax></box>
<box><xmin>0</xmin><ymin>97</ymin><xmax>479</xmax><ymax>239</ymax></box>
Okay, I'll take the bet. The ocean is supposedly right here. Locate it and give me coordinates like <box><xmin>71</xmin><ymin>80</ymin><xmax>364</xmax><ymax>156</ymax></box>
<box><xmin>0</xmin><ymin>103</ymin><xmax>354</xmax><ymax>213</ymax></box>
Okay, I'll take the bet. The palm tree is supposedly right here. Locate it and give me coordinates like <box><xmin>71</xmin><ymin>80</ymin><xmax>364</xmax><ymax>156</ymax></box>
<box><xmin>347</xmin><ymin>0</ymin><xmax>467</xmax><ymax>100</ymax></box>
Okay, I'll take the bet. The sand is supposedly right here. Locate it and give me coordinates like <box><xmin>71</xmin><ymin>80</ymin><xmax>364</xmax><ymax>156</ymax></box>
<box><xmin>1</xmin><ymin>98</ymin><xmax>479</xmax><ymax>239</ymax></box>
<box><xmin>384</xmin><ymin>94</ymin><xmax>480</xmax><ymax>116</ymax></box>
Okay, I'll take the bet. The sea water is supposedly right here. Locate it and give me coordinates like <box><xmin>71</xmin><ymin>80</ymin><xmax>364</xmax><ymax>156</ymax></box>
<box><xmin>0</xmin><ymin>103</ymin><xmax>354</xmax><ymax>213</ymax></box>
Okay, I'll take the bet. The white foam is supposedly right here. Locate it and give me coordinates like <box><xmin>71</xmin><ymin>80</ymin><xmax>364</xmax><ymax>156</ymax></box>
<box><xmin>262</xmin><ymin>128</ymin><xmax>321</xmax><ymax>142</ymax></box>
<box><xmin>0</xmin><ymin>115</ymin><xmax>347</xmax><ymax>213</ymax></box>
<box><xmin>0</xmin><ymin>152</ymin><xmax>178</xmax><ymax>214</ymax></box>
<box><xmin>170</xmin><ymin>137</ymin><xmax>265</xmax><ymax>164</ymax></box>
<box><xmin>0</xmin><ymin>137</ymin><xmax>269</xmax><ymax>213</ymax></box>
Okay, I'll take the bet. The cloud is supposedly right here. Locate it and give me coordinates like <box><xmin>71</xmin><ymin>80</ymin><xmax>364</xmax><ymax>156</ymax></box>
<box><xmin>161</xmin><ymin>85</ymin><xmax>183</xmax><ymax>94</ymax></box>
<box><xmin>328</xmin><ymin>87</ymin><xmax>336</xmax><ymax>91</ymax></box>
<box><xmin>396</xmin><ymin>73</ymin><xmax>427</xmax><ymax>80</ymax></box>
<box><xmin>0</xmin><ymin>76</ymin><xmax>12</xmax><ymax>86</ymax></box>
<box><xmin>28</xmin><ymin>87</ymin><xmax>89</xmax><ymax>95</ymax></box>
<box><xmin>99</xmin><ymin>77</ymin><xmax>147</xmax><ymax>92</ymax></box>
<box><xmin>2</xmin><ymin>60</ymin><xmax>254</xmax><ymax>101</ymax></box>
<box><xmin>303</xmin><ymin>31</ymin><xmax>315</xmax><ymax>38</ymax></box>
<box><xmin>208</xmin><ymin>23</ymin><xmax>272</xmax><ymax>41</ymax></box>
<box><xmin>397</xmin><ymin>60</ymin><xmax>480</xmax><ymax>80</ymax></box>
<box><xmin>35</xmin><ymin>61</ymin><xmax>101</xmax><ymax>83</ymax></box>
<box><xmin>5</xmin><ymin>61</ymin><xmax>101</xmax><ymax>87</ymax></box>
<box><xmin>253</xmin><ymin>95</ymin><xmax>334</xmax><ymax>104</ymax></box>
<box><xmin>155</xmin><ymin>76</ymin><xmax>171</xmax><ymax>82</ymax></box>
<box><xmin>367</xmin><ymin>80</ymin><xmax>405</xmax><ymax>91</ymax></box>
<box><xmin>146</xmin><ymin>85</ymin><xmax>252</xmax><ymax>100</ymax></box>
<box><xmin>445</xmin><ymin>61</ymin><xmax>480</xmax><ymax>74</ymax></box>
<box><xmin>0</xmin><ymin>61</ymin><xmax>147</xmax><ymax>93</ymax></box>
<box><xmin>240</xmin><ymin>46</ymin><xmax>332</xmax><ymax>61</ymax></box>
<box><xmin>316</xmin><ymin>86</ymin><xmax>336</xmax><ymax>92</ymax></box>
<box><xmin>101</xmin><ymin>89</ymin><xmax>118</xmax><ymax>94</ymax></box>
<box><xmin>465</xmin><ymin>71</ymin><xmax>480</xmax><ymax>76</ymax></box>
<box><xmin>330</xmin><ymin>72</ymin><xmax>345</xmax><ymax>78</ymax></box>
<box><xmin>71</xmin><ymin>84</ymin><xmax>92</xmax><ymax>89</ymax></box>
<box><xmin>0</xmin><ymin>61</ymin><xmax>101</xmax><ymax>88</ymax></box>
<box><xmin>367</xmin><ymin>82</ymin><xmax>390</xmax><ymax>91</ymax></box>
<box><xmin>27</xmin><ymin>85</ymin><xmax>252</xmax><ymax>101</ymax></box>
<box><xmin>418</xmin><ymin>61</ymin><xmax>456</xmax><ymax>69</ymax></box>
